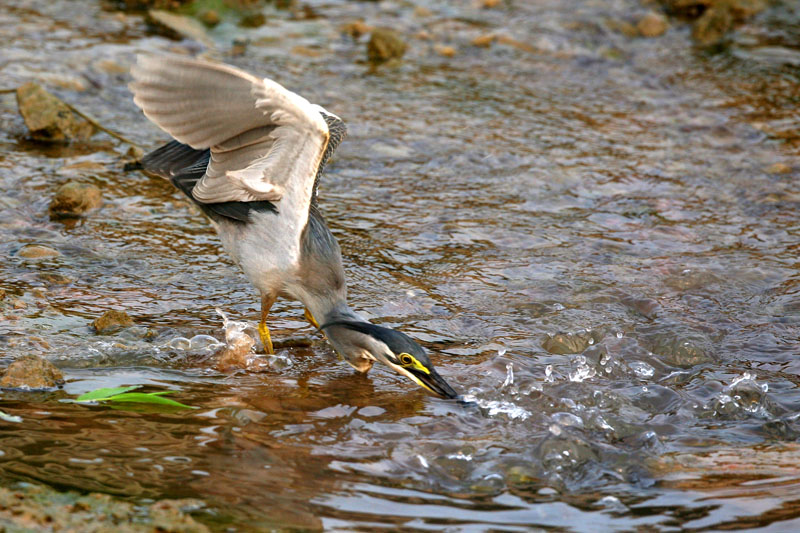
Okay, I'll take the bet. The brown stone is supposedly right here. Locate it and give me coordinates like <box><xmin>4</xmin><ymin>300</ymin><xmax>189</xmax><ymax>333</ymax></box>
<box><xmin>765</xmin><ymin>163</ymin><xmax>791</xmax><ymax>174</ymax></box>
<box><xmin>435</xmin><ymin>45</ymin><xmax>457</xmax><ymax>57</ymax></box>
<box><xmin>16</xmin><ymin>82</ymin><xmax>94</xmax><ymax>143</ymax></box>
<box><xmin>342</xmin><ymin>20</ymin><xmax>371</xmax><ymax>39</ymax></box>
<box><xmin>199</xmin><ymin>9</ymin><xmax>221</xmax><ymax>27</ymax></box>
<box><xmin>93</xmin><ymin>310</ymin><xmax>134</xmax><ymax>333</ymax></box>
<box><xmin>49</xmin><ymin>181</ymin><xmax>102</xmax><ymax>218</ymax></box>
<box><xmin>0</xmin><ymin>355</ymin><xmax>64</xmax><ymax>389</ymax></box>
<box><xmin>17</xmin><ymin>245</ymin><xmax>60</xmax><ymax>259</ymax></box>
<box><xmin>472</xmin><ymin>34</ymin><xmax>496</xmax><ymax>47</ymax></box>
<box><xmin>637</xmin><ymin>11</ymin><xmax>669</xmax><ymax>37</ymax></box>
<box><xmin>367</xmin><ymin>28</ymin><xmax>407</xmax><ymax>63</ymax></box>
<box><xmin>691</xmin><ymin>5</ymin><xmax>733</xmax><ymax>46</ymax></box>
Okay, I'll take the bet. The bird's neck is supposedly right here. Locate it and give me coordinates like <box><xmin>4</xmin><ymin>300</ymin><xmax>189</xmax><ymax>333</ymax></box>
<box><xmin>317</xmin><ymin>301</ymin><xmax>365</xmax><ymax>328</ymax></box>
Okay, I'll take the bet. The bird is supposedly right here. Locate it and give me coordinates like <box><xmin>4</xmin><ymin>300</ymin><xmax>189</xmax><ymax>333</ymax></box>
<box><xmin>129</xmin><ymin>54</ymin><xmax>457</xmax><ymax>399</ymax></box>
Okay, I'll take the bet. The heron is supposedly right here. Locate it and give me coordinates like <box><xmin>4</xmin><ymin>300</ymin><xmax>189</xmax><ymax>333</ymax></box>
<box><xmin>129</xmin><ymin>55</ymin><xmax>457</xmax><ymax>399</ymax></box>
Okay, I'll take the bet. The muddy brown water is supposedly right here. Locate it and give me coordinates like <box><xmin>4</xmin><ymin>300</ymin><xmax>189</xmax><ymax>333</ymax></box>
<box><xmin>1</xmin><ymin>0</ymin><xmax>799</xmax><ymax>530</ymax></box>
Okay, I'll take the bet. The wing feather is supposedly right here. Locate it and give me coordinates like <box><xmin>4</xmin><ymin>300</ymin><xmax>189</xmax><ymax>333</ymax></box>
<box><xmin>129</xmin><ymin>54</ymin><xmax>331</xmax><ymax>205</ymax></box>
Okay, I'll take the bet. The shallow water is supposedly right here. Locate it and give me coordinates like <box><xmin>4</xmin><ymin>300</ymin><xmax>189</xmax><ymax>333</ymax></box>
<box><xmin>1</xmin><ymin>0</ymin><xmax>799</xmax><ymax>530</ymax></box>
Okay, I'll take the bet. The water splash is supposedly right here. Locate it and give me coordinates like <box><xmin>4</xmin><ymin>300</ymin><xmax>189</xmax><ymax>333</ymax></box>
<box><xmin>502</xmin><ymin>363</ymin><xmax>515</xmax><ymax>388</ymax></box>
<box><xmin>568</xmin><ymin>356</ymin><xmax>596</xmax><ymax>382</ymax></box>
<box><xmin>460</xmin><ymin>394</ymin><xmax>532</xmax><ymax>421</ymax></box>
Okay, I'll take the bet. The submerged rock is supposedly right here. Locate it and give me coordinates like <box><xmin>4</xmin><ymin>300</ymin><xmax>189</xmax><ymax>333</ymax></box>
<box><xmin>542</xmin><ymin>330</ymin><xmax>602</xmax><ymax>355</ymax></box>
<box><xmin>49</xmin><ymin>181</ymin><xmax>103</xmax><ymax>218</ymax></box>
<box><xmin>367</xmin><ymin>28</ymin><xmax>407</xmax><ymax>63</ymax></box>
<box><xmin>16</xmin><ymin>82</ymin><xmax>94</xmax><ymax>143</ymax></box>
<box><xmin>93</xmin><ymin>309</ymin><xmax>134</xmax><ymax>333</ymax></box>
<box><xmin>692</xmin><ymin>4</ymin><xmax>733</xmax><ymax>46</ymax></box>
<box><xmin>17</xmin><ymin>244</ymin><xmax>60</xmax><ymax>259</ymax></box>
<box><xmin>0</xmin><ymin>355</ymin><xmax>64</xmax><ymax>389</ymax></box>
<box><xmin>0</xmin><ymin>482</ymin><xmax>207</xmax><ymax>532</ymax></box>
<box><xmin>637</xmin><ymin>11</ymin><xmax>669</xmax><ymax>37</ymax></box>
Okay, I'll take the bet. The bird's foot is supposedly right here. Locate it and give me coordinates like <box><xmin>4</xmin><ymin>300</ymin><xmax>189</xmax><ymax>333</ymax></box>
<box><xmin>258</xmin><ymin>321</ymin><xmax>274</xmax><ymax>355</ymax></box>
<box><xmin>304</xmin><ymin>308</ymin><xmax>320</xmax><ymax>329</ymax></box>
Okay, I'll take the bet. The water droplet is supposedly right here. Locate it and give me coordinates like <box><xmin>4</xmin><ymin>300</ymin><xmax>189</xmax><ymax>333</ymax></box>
<box><xmin>502</xmin><ymin>363</ymin><xmax>514</xmax><ymax>388</ymax></box>
<box><xmin>616</xmin><ymin>331</ymin><xmax>623</xmax><ymax>339</ymax></box>
<box><xmin>417</xmin><ymin>455</ymin><xmax>429</xmax><ymax>468</ymax></box>
<box><xmin>545</xmin><ymin>365</ymin><xmax>554</xmax><ymax>382</ymax></box>
<box><xmin>498</xmin><ymin>347</ymin><xmax>507</xmax><ymax>356</ymax></box>
<box><xmin>630</xmin><ymin>361</ymin><xmax>655</xmax><ymax>379</ymax></box>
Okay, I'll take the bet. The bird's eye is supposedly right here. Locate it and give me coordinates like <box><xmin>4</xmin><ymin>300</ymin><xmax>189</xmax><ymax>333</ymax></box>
<box><xmin>399</xmin><ymin>353</ymin><xmax>414</xmax><ymax>366</ymax></box>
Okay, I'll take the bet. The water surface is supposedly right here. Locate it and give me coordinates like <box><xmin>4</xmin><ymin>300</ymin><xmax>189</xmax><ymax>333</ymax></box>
<box><xmin>1</xmin><ymin>0</ymin><xmax>799</xmax><ymax>530</ymax></box>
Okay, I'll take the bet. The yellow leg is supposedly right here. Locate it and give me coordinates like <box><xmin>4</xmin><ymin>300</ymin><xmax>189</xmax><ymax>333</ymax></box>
<box><xmin>304</xmin><ymin>308</ymin><xmax>320</xmax><ymax>329</ymax></box>
<box><xmin>259</xmin><ymin>292</ymin><xmax>277</xmax><ymax>355</ymax></box>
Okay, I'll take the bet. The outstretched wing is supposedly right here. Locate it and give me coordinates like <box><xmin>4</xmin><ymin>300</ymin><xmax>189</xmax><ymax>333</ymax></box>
<box><xmin>129</xmin><ymin>54</ymin><xmax>330</xmax><ymax>205</ymax></box>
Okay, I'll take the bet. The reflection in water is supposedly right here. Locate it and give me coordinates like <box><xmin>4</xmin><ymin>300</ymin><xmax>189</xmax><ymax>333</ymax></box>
<box><xmin>1</xmin><ymin>0</ymin><xmax>799</xmax><ymax>529</ymax></box>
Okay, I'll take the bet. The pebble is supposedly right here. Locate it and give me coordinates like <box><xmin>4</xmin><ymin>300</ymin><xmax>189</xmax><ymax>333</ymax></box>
<box><xmin>49</xmin><ymin>181</ymin><xmax>102</xmax><ymax>218</ymax></box>
<box><xmin>765</xmin><ymin>163</ymin><xmax>791</xmax><ymax>174</ymax></box>
<box><xmin>92</xmin><ymin>310</ymin><xmax>134</xmax><ymax>333</ymax></box>
<box><xmin>637</xmin><ymin>12</ymin><xmax>668</xmax><ymax>37</ymax></box>
<box><xmin>435</xmin><ymin>44</ymin><xmax>457</xmax><ymax>57</ymax></box>
<box><xmin>367</xmin><ymin>28</ymin><xmax>407</xmax><ymax>63</ymax></box>
<box><xmin>0</xmin><ymin>355</ymin><xmax>64</xmax><ymax>389</ymax></box>
<box><xmin>17</xmin><ymin>245</ymin><xmax>60</xmax><ymax>259</ymax></box>
<box><xmin>472</xmin><ymin>34</ymin><xmax>496</xmax><ymax>47</ymax></box>
<box><xmin>16</xmin><ymin>82</ymin><xmax>94</xmax><ymax>143</ymax></box>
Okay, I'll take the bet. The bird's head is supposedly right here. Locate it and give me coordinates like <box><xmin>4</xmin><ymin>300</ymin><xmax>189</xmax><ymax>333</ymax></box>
<box><xmin>320</xmin><ymin>320</ymin><xmax>458</xmax><ymax>399</ymax></box>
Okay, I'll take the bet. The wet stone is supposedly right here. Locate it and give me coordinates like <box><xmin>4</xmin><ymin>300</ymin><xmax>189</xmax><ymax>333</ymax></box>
<box><xmin>0</xmin><ymin>355</ymin><xmax>64</xmax><ymax>390</ymax></box>
<box><xmin>645</xmin><ymin>332</ymin><xmax>713</xmax><ymax>368</ymax></box>
<box><xmin>199</xmin><ymin>9</ymin><xmax>221</xmax><ymax>27</ymax></box>
<box><xmin>92</xmin><ymin>309</ymin><xmax>134</xmax><ymax>333</ymax></box>
<box><xmin>637</xmin><ymin>11</ymin><xmax>669</xmax><ymax>37</ymax></box>
<box><xmin>16</xmin><ymin>82</ymin><xmax>94</xmax><ymax>143</ymax></box>
<box><xmin>367</xmin><ymin>28</ymin><xmax>407</xmax><ymax>64</ymax></box>
<box><xmin>238</xmin><ymin>12</ymin><xmax>266</xmax><ymax>28</ymax></box>
<box><xmin>765</xmin><ymin>162</ymin><xmax>792</xmax><ymax>174</ymax></box>
<box><xmin>17</xmin><ymin>244</ymin><xmax>60</xmax><ymax>259</ymax></box>
<box><xmin>49</xmin><ymin>181</ymin><xmax>102</xmax><ymax>218</ymax></box>
<box><xmin>692</xmin><ymin>5</ymin><xmax>733</xmax><ymax>47</ymax></box>
<box><xmin>542</xmin><ymin>330</ymin><xmax>601</xmax><ymax>355</ymax></box>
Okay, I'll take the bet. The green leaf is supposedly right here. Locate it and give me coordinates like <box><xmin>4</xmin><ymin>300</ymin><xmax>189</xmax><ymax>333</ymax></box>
<box><xmin>76</xmin><ymin>386</ymin><xmax>141</xmax><ymax>402</ymax></box>
<box><xmin>102</xmin><ymin>392</ymin><xmax>196</xmax><ymax>409</ymax></box>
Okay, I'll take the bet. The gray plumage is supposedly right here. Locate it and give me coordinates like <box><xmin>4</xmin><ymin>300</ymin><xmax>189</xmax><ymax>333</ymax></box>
<box><xmin>130</xmin><ymin>55</ymin><xmax>457</xmax><ymax>399</ymax></box>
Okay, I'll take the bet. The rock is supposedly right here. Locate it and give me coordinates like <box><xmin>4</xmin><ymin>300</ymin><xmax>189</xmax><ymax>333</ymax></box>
<box><xmin>765</xmin><ymin>163</ymin><xmax>791</xmax><ymax>174</ymax></box>
<box><xmin>472</xmin><ymin>34</ymin><xmax>496</xmax><ymax>47</ymax></box>
<box><xmin>645</xmin><ymin>332</ymin><xmax>714</xmax><ymax>368</ymax></box>
<box><xmin>199</xmin><ymin>9</ymin><xmax>221</xmax><ymax>27</ymax></box>
<box><xmin>481</xmin><ymin>0</ymin><xmax>502</xmax><ymax>7</ymax></box>
<box><xmin>342</xmin><ymin>20</ymin><xmax>371</xmax><ymax>39</ymax></box>
<box><xmin>49</xmin><ymin>181</ymin><xmax>102</xmax><ymax>218</ymax></box>
<box><xmin>17</xmin><ymin>244</ymin><xmax>60</xmax><ymax>259</ymax></box>
<box><xmin>146</xmin><ymin>9</ymin><xmax>213</xmax><ymax>48</ymax></box>
<box><xmin>0</xmin><ymin>355</ymin><xmax>64</xmax><ymax>389</ymax></box>
<box><xmin>93</xmin><ymin>310</ymin><xmax>134</xmax><ymax>333</ymax></box>
<box><xmin>414</xmin><ymin>6</ymin><xmax>432</xmax><ymax>17</ymax></box>
<box><xmin>691</xmin><ymin>5</ymin><xmax>733</xmax><ymax>47</ymax></box>
<box><xmin>238</xmin><ymin>12</ymin><xmax>266</xmax><ymax>28</ymax></box>
<box><xmin>542</xmin><ymin>331</ymin><xmax>602</xmax><ymax>355</ymax></box>
<box><xmin>435</xmin><ymin>44</ymin><xmax>457</xmax><ymax>57</ymax></box>
<box><xmin>637</xmin><ymin>12</ymin><xmax>669</xmax><ymax>37</ymax></box>
<box><xmin>16</xmin><ymin>82</ymin><xmax>94</xmax><ymax>143</ymax></box>
<box><xmin>606</xmin><ymin>18</ymin><xmax>640</xmax><ymax>38</ymax></box>
<box><xmin>0</xmin><ymin>482</ymin><xmax>208</xmax><ymax>532</ymax></box>
<box><xmin>367</xmin><ymin>28</ymin><xmax>407</xmax><ymax>64</ymax></box>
